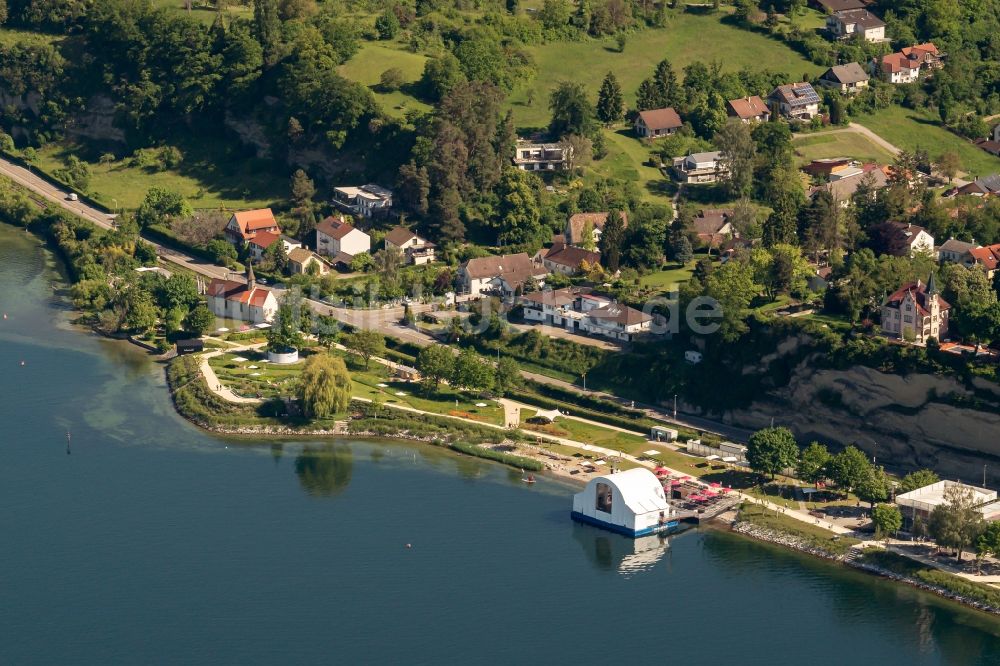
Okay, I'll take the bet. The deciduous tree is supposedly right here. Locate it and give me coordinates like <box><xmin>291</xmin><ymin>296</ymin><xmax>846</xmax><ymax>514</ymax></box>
<box><xmin>898</xmin><ymin>469</ymin><xmax>940</xmax><ymax>494</ymax></box>
<box><xmin>343</xmin><ymin>329</ymin><xmax>385</xmax><ymax>369</ymax></box>
<box><xmin>417</xmin><ymin>344</ymin><xmax>455</xmax><ymax>392</ymax></box>
<box><xmin>928</xmin><ymin>484</ymin><xmax>986</xmax><ymax>560</ymax></box>
<box><xmin>746</xmin><ymin>426</ymin><xmax>798</xmax><ymax>480</ymax></box>
<box><xmin>298</xmin><ymin>354</ymin><xmax>352</xmax><ymax>418</ymax></box>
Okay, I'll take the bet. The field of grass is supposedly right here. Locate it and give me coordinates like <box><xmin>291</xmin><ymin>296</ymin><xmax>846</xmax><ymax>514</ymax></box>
<box><xmin>0</xmin><ymin>28</ymin><xmax>62</xmax><ymax>47</ymax></box>
<box><xmin>150</xmin><ymin>0</ymin><xmax>252</xmax><ymax>25</ymax></box>
<box><xmin>508</xmin><ymin>13</ymin><xmax>824</xmax><ymax>129</ymax></box>
<box><xmin>209</xmin><ymin>349</ymin><xmax>507</xmax><ymax>424</ymax></box>
<box><xmin>793</xmin><ymin>130</ymin><xmax>897</xmax><ymax>166</ymax></box>
<box><xmin>351</xmin><ymin>364</ymin><xmax>505</xmax><ymax>426</ymax></box>
<box><xmin>589</xmin><ymin>128</ymin><xmax>673</xmax><ymax>203</ymax></box>
<box><xmin>640</xmin><ymin>261</ymin><xmax>696</xmax><ymax>291</ymax></box>
<box><xmin>856</xmin><ymin>106</ymin><xmax>1000</xmax><ymax>178</ymax></box>
<box><xmin>339</xmin><ymin>43</ymin><xmax>432</xmax><ymax>119</ymax></box>
<box><xmin>31</xmin><ymin>138</ymin><xmax>286</xmax><ymax>210</ymax></box>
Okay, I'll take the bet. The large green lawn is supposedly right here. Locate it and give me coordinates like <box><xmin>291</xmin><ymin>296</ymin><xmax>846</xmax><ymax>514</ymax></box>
<box><xmin>640</xmin><ymin>261</ymin><xmax>696</xmax><ymax>291</ymax></box>
<box><xmin>32</xmin><ymin>137</ymin><xmax>287</xmax><ymax>211</ymax></box>
<box><xmin>149</xmin><ymin>0</ymin><xmax>253</xmax><ymax>25</ymax></box>
<box><xmin>0</xmin><ymin>27</ymin><xmax>62</xmax><ymax>47</ymax></box>
<box><xmin>856</xmin><ymin>106</ymin><xmax>1000</xmax><ymax>178</ymax></box>
<box><xmin>508</xmin><ymin>13</ymin><xmax>824</xmax><ymax>129</ymax></box>
<box><xmin>589</xmin><ymin>128</ymin><xmax>673</xmax><ymax>203</ymax></box>
<box><xmin>339</xmin><ymin>43</ymin><xmax>432</xmax><ymax>119</ymax></box>
<box><xmin>793</xmin><ymin>130</ymin><xmax>897</xmax><ymax>166</ymax></box>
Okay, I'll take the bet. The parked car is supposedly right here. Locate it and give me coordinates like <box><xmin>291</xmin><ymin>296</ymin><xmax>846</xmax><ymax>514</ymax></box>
<box><xmin>66</xmin><ymin>193</ymin><xmax>78</xmax><ymax>202</ymax></box>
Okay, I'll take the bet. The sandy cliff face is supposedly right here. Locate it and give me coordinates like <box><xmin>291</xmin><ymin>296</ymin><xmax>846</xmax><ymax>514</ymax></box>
<box><xmin>719</xmin><ymin>360</ymin><xmax>1000</xmax><ymax>483</ymax></box>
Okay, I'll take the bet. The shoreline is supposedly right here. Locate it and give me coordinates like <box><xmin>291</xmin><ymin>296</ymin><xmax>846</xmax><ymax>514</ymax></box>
<box><xmin>730</xmin><ymin>521</ymin><xmax>1000</xmax><ymax>618</ymax></box>
<box><xmin>15</xmin><ymin>219</ymin><xmax>1000</xmax><ymax>624</ymax></box>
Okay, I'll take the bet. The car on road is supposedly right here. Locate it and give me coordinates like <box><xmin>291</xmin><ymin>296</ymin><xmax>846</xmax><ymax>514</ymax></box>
<box><xmin>66</xmin><ymin>193</ymin><xmax>78</xmax><ymax>202</ymax></box>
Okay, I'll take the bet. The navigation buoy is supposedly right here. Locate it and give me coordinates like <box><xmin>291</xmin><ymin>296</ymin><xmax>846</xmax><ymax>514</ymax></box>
<box><xmin>405</xmin><ymin>543</ymin><xmax>412</xmax><ymax>549</ymax></box>
<box><xmin>3</xmin><ymin>313</ymin><xmax>7</xmax><ymax>319</ymax></box>
<box><xmin>19</xmin><ymin>361</ymin><xmax>25</xmax><ymax>366</ymax></box>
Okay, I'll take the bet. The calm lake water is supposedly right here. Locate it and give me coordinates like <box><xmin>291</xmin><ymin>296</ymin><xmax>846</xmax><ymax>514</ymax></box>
<box><xmin>3</xmin><ymin>224</ymin><xmax>1000</xmax><ymax>665</ymax></box>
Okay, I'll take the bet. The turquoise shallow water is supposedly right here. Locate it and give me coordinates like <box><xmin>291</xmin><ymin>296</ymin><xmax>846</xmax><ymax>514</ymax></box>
<box><xmin>3</xmin><ymin>224</ymin><xmax>1000</xmax><ymax>665</ymax></box>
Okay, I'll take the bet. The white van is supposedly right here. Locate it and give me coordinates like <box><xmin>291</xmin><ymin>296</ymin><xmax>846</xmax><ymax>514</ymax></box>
<box><xmin>66</xmin><ymin>193</ymin><xmax>78</xmax><ymax>202</ymax></box>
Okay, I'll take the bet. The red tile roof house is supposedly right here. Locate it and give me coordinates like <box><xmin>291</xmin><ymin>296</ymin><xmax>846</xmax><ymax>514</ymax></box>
<box><xmin>963</xmin><ymin>244</ymin><xmax>1000</xmax><ymax>279</ymax></box>
<box><xmin>225</xmin><ymin>208</ymin><xmax>281</xmax><ymax>247</ymax></box>
<box><xmin>880</xmin><ymin>274</ymin><xmax>949</xmax><ymax>344</ymax></box>
<box><xmin>458</xmin><ymin>253</ymin><xmax>549</xmax><ymax>297</ymax></box>
<box><xmin>246</xmin><ymin>232</ymin><xmax>302</xmax><ymax>260</ymax></box>
<box><xmin>691</xmin><ymin>209</ymin><xmax>736</xmax><ymax>248</ymax></box>
<box><xmin>564</xmin><ymin>211</ymin><xmax>628</xmax><ymax>247</ymax></box>
<box><xmin>384</xmin><ymin>226</ymin><xmax>436</xmax><ymax>265</ymax></box>
<box><xmin>726</xmin><ymin>96</ymin><xmax>770</xmax><ymax>123</ymax></box>
<box><xmin>634</xmin><ymin>108</ymin><xmax>682</xmax><ymax>139</ymax></box>
<box><xmin>204</xmin><ymin>265</ymin><xmax>278</xmax><ymax>324</ymax></box>
<box><xmin>876</xmin><ymin>43</ymin><xmax>940</xmax><ymax>84</ymax></box>
<box><xmin>537</xmin><ymin>242</ymin><xmax>602</xmax><ymax>276</ymax></box>
<box><xmin>315</xmin><ymin>215</ymin><xmax>371</xmax><ymax>266</ymax></box>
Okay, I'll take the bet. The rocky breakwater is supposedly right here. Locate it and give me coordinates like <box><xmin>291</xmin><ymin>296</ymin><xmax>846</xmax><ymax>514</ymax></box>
<box><xmin>731</xmin><ymin>521</ymin><xmax>847</xmax><ymax>561</ymax></box>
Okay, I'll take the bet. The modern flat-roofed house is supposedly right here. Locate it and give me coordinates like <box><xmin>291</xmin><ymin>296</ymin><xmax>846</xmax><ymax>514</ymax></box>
<box><xmin>818</xmin><ymin>63</ymin><xmax>870</xmax><ymax>94</ymax></box>
<box><xmin>225</xmin><ymin>208</ymin><xmax>280</xmax><ymax>247</ymax></box>
<box><xmin>564</xmin><ymin>211</ymin><xmax>628</xmax><ymax>247</ymax></box>
<box><xmin>458</xmin><ymin>253</ymin><xmax>548</xmax><ymax>297</ymax></box>
<box><xmin>938</xmin><ymin>238</ymin><xmax>979</xmax><ymax>264</ymax></box>
<box><xmin>768</xmin><ymin>83</ymin><xmax>821</xmax><ymax>121</ymax></box>
<box><xmin>634</xmin><ymin>108</ymin><xmax>682</xmax><ymax>139</ymax></box>
<box><xmin>827</xmin><ymin>9</ymin><xmax>885</xmax><ymax>41</ymax></box>
<box><xmin>204</xmin><ymin>264</ymin><xmax>278</xmax><ymax>324</ymax></box>
<box><xmin>880</xmin><ymin>274</ymin><xmax>949</xmax><ymax>343</ymax></box>
<box><xmin>672</xmin><ymin>151</ymin><xmax>728</xmax><ymax>184</ymax></box>
<box><xmin>726</xmin><ymin>96</ymin><xmax>770</xmax><ymax>123</ymax></box>
<box><xmin>332</xmin><ymin>184</ymin><xmax>393</xmax><ymax>218</ymax></box>
<box><xmin>315</xmin><ymin>215</ymin><xmax>371</xmax><ymax>265</ymax></box>
<box><xmin>513</xmin><ymin>140</ymin><xmax>572</xmax><ymax>171</ymax></box>
<box><xmin>384</xmin><ymin>226</ymin><xmax>436</xmax><ymax>265</ymax></box>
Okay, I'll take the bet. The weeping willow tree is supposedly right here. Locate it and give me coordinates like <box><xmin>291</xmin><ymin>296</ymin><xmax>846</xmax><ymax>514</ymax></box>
<box><xmin>297</xmin><ymin>354</ymin><xmax>351</xmax><ymax>419</ymax></box>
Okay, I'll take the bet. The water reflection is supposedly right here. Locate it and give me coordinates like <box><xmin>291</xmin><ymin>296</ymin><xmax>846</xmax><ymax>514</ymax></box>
<box><xmin>294</xmin><ymin>444</ymin><xmax>354</xmax><ymax>497</ymax></box>
<box><xmin>571</xmin><ymin>523</ymin><xmax>673</xmax><ymax>575</ymax></box>
<box><xmin>699</xmin><ymin>529</ymin><xmax>1000</xmax><ymax>663</ymax></box>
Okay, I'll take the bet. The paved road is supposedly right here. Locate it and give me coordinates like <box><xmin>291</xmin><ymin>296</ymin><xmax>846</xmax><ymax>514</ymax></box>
<box><xmin>0</xmin><ymin>154</ymin><xmax>237</xmax><ymax>281</ymax></box>
<box><xmin>1</xmin><ymin>152</ymin><xmax>748</xmax><ymax>441</ymax></box>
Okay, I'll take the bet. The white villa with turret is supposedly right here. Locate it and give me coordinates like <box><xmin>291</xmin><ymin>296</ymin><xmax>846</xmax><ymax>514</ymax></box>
<box><xmin>880</xmin><ymin>273</ymin><xmax>950</xmax><ymax>344</ymax></box>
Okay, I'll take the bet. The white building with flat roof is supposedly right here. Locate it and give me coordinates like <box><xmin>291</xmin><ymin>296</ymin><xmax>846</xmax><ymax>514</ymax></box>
<box><xmin>895</xmin><ymin>480</ymin><xmax>997</xmax><ymax>530</ymax></box>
